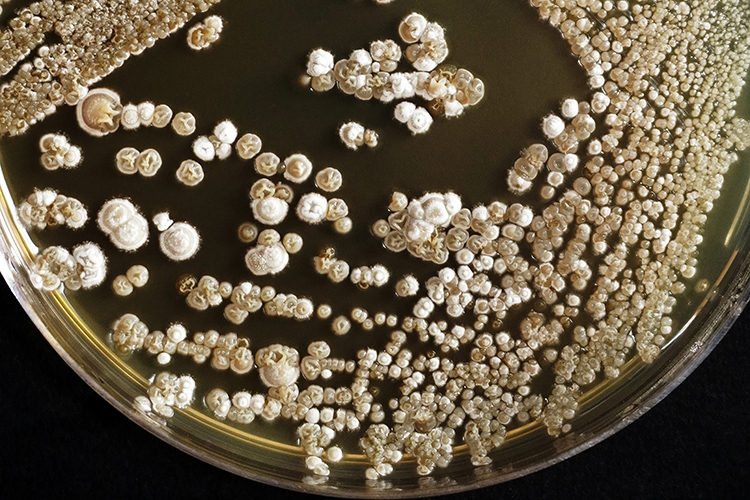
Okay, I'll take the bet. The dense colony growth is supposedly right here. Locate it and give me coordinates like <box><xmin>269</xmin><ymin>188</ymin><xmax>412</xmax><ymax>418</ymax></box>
<box><xmin>0</xmin><ymin>0</ymin><xmax>225</xmax><ymax>136</ymax></box>
<box><xmin>29</xmin><ymin>242</ymin><xmax>106</xmax><ymax>291</ymax></box>
<box><xmin>304</xmin><ymin>13</ymin><xmax>485</xmax><ymax>137</ymax></box>
<box><xmin>135</xmin><ymin>371</ymin><xmax>196</xmax><ymax>418</ymax></box>
<box><xmin>18</xmin><ymin>189</ymin><xmax>87</xmax><ymax>230</ymax></box>
<box><xmin>3</xmin><ymin>0</ymin><xmax>750</xmax><ymax>486</ymax></box>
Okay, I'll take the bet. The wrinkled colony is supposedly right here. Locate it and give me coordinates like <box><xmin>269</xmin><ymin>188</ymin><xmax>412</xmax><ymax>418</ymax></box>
<box><xmin>2</xmin><ymin>0</ymin><xmax>750</xmax><ymax>486</ymax></box>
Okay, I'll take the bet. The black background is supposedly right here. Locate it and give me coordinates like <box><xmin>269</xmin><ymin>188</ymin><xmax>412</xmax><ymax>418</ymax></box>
<box><xmin>0</xmin><ymin>277</ymin><xmax>748</xmax><ymax>499</ymax></box>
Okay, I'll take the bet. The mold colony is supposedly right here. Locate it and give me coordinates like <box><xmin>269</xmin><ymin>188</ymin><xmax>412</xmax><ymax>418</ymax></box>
<box><xmin>1</xmin><ymin>0</ymin><xmax>749</xmax><ymax>487</ymax></box>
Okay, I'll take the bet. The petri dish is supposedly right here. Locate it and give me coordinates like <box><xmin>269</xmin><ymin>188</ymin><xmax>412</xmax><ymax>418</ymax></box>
<box><xmin>1</xmin><ymin>0</ymin><xmax>749</xmax><ymax>496</ymax></box>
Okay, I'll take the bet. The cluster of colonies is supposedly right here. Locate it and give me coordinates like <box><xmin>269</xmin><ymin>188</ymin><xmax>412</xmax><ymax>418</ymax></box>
<box><xmin>186</xmin><ymin>14</ymin><xmax>223</xmax><ymax>51</ymax></box>
<box><xmin>38</xmin><ymin>132</ymin><xmax>82</xmax><ymax>170</ymax></box>
<box><xmin>18</xmin><ymin>188</ymin><xmax>87</xmax><ymax>230</ymax></box>
<box><xmin>0</xmin><ymin>0</ymin><xmax>225</xmax><ymax>136</ymax></box>
<box><xmin>3</xmin><ymin>0</ymin><xmax>750</xmax><ymax>486</ymax></box>
<box><xmin>304</xmin><ymin>12</ymin><xmax>485</xmax><ymax>140</ymax></box>
<box><xmin>116</xmin><ymin>0</ymin><xmax>750</xmax><ymax>480</ymax></box>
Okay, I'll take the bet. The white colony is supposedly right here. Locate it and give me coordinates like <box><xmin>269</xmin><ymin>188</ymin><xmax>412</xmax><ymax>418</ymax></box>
<box><xmin>97</xmin><ymin>198</ymin><xmax>149</xmax><ymax>252</ymax></box>
<box><xmin>159</xmin><ymin>221</ymin><xmax>200</xmax><ymax>261</ymax></box>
